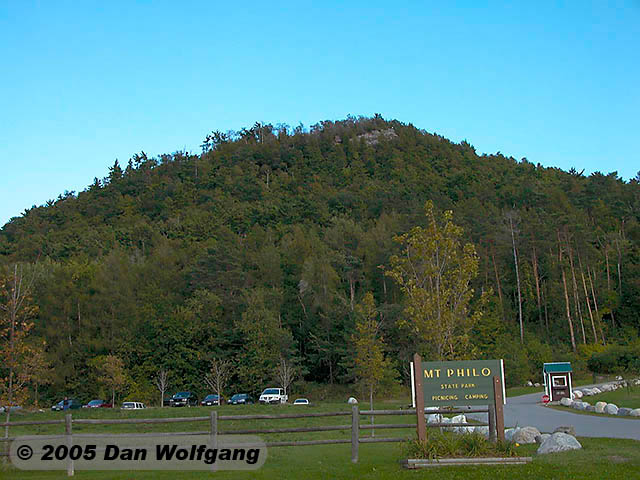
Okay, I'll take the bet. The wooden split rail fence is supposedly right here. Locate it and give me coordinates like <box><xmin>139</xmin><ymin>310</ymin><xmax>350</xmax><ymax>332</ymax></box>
<box><xmin>1</xmin><ymin>406</ymin><xmax>490</xmax><ymax>475</ymax></box>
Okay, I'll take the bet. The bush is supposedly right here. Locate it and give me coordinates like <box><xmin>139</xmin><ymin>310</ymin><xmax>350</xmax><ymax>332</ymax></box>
<box><xmin>404</xmin><ymin>431</ymin><xmax>517</xmax><ymax>459</ymax></box>
<box><xmin>587</xmin><ymin>343</ymin><xmax>640</xmax><ymax>375</ymax></box>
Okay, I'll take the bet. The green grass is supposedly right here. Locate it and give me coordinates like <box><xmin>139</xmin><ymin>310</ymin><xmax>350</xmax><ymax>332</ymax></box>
<box><xmin>2</xmin><ymin>402</ymin><xmax>640</xmax><ymax>479</ymax></box>
<box><xmin>505</xmin><ymin>375</ymin><xmax>617</xmax><ymax>399</ymax></box>
<box><xmin>551</xmin><ymin>385</ymin><xmax>640</xmax><ymax>419</ymax></box>
<box><xmin>2</xmin><ymin>437</ymin><xmax>640</xmax><ymax>479</ymax></box>
<box><xmin>578</xmin><ymin>386</ymin><xmax>640</xmax><ymax>410</ymax></box>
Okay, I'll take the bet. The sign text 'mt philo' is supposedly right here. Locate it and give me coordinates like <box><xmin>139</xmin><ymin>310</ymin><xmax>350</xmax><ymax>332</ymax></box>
<box><xmin>420</xmin><ymin>359</ymin><xmax>502</xmax><ymax>406</ymax></box>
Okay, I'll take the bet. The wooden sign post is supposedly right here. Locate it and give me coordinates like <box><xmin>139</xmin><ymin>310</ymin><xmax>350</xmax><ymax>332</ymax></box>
<box><xmin>412</xmin><ymin>353</ymin><xmax>427</xmax><ymax>442</ymax></box>
<box><xmin>493</xmin><ymin>375</ymin><xmax>505</xmax><ymax>442</ymax></box>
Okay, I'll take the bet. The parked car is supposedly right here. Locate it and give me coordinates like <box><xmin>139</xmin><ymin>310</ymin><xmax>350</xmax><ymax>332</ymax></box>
<box><xmin>169</xmin><ymin>391</ymin><xmax>198</xmax><ymax>407</ymax></box>
<box><xmin>229</xmin><ymin>394</ymin><xmax>254</xmax><ymax>405</ymax></box>
<box><xmin>201</xmin><ymin>394</ymin><xmax>222</xmax><ymax>406</ymax></box>
<box><xmin>0</xmin><ymin>405</ymin><xmax>22</xmax><ymax>413</ymax></box>
<box><xmin>51</xmin><ymin>398</ymin><xmax>83</xmax><ymax>411</ymax></box>
<box><xmin>293</xmin><ymin>398</ymin><xmax>310</xmax><ymax>405</ymax></box>
<box><xmin>259</xmin><ymin>388</ymin><xmax>288</xmax><ymax>404</ymax></box>
<box><xmin>121</xmin><ymin>402</ymin><xmax>146</xmax><ymax>410</ymax></box>
<box><xmin>83</xmin><ymin>399</ymin><xmax>112</xmax><ymax>408</ymax></box>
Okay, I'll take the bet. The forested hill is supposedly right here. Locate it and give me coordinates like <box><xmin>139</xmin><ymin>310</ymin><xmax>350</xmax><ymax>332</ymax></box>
<box><xmin>1</xmin><ymin>116</ymin><xmax>639</xmax><ymax>401</ymax></box>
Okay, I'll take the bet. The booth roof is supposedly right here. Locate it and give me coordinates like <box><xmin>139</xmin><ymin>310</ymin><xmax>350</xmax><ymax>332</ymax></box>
<box><xmin>543</xmin><ymin>362</ymin><xmax>572</xmax><ymax>373</ymax></box>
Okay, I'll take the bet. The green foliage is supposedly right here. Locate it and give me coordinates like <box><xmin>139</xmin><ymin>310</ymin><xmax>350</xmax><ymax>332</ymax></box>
<box><xmin>0</xmin><ymin>116</ymin><xmax>638</xmax><ymax>401</ymax></box>
<box><xmin>351</xmin><ymin>292</ymin><xmax>397</xmax><ymax>406</ymax></box>
<box><xmin>587</xmin><ymin>342</ymin><xmax>640</xmax><ymax>375</ymax></box>
<box><xmin>387</xmin><ymin>201</ymin><xmax>482</xmax><ymax>360</ymax></box>
<box><xmin>404</xmin><ymin>431</ymin><xmax>517</xmax><ymax>459</ymax></box>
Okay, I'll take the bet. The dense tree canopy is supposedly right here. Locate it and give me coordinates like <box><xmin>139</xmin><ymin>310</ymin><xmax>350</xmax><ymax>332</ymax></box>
<box><xmin>1</xmin><ymin>116</ymin><xmax>639</xmax><ymax>404</ymax></box>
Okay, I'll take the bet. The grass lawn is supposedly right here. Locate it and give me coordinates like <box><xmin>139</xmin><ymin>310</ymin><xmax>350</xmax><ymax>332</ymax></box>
<box><xmin>577</xmin><ymin>386</ymin><xmax>640</xmax><ymax>409</ymax></box>
<box><xmin>2</xmin><ymin>403</ymin><xmax>640</xmax><ymax>479</ymax></box>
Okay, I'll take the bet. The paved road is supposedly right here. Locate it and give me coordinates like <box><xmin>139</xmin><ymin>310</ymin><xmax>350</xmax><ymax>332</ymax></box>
<box><xmin>468</xmin><ymin>387</ymin><xmax>640</xmax><ymax>440</ymax></box>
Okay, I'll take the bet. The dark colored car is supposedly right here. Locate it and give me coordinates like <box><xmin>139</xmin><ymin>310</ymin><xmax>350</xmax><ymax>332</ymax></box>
<box><xmin>51</xmin><ymin>398</ymin><xmax>83</xmax><ymax>411</ymax></box>
<box><xmin>229</xmin><ymin>394</ymin><xmax>254</xmax><ymax>405</ymax></box>
<box><xmin>169</xmin><ymin>391</ymin><xmax>198</xmax><ymax>407</ymax></box>
<box><xmin>201</xmin><ymin>394</ymin><xmax>222</xmax><ymax>406</ymax></box>
<box><xmin>83</xmin><ymin>399</ymin><xmax>113</xmax><ymax>408</ymax></box>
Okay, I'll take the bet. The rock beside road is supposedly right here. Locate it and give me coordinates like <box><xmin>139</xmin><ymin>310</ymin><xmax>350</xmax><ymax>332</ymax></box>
<box><xmin>595</xmin><ymin>402</ymin><xmax>607</xmax><ymax>413</ymax></box>
<box><xmin>537</xmin><ymin>432</ymin><xmax>582</xmax><ymax>454</ymax></box>
<box><xmin>505</xmin><ymin>428</ymin><xmax>519</xmax><ymax>442</ymax></box>
<box><xmin>535</xmin><ymin>433</ymin><xmax>551</xmax><ymax>444</ymax></box>
<box><xmin>513</xmin><ymin>426</ymin><xmax>541</xmax><ymax>444</ymax></box>
<box><xmin>560</xmin><ymin>397</ymin><xmax>573</xmax><ymax>407</ymax></box>
<box><xmin>617</xmin><ymin>408</ymin><xmax>633</xmax><ymax>416</ymax></box>
<box><xmin>630</xmin><ymin>409</ymin><xmax>640</xmax><ymax>417</ymax></box>
<box><xmin>605</xmin><ymin>404</ymin><xmax>619</xmax><ymax>415</ymax></box>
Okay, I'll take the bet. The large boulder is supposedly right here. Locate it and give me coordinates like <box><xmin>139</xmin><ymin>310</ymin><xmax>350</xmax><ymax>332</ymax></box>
<box><xmin>534</xmin><ymin>383</ymin><xmax>541</xmax><ymax>387</ymax></box>
<box><xmin>585</xmin><ymin>405</ymin><xmax>595</xmax><ymax>412</ymax></box>
<box><xmin>537</xmin><ymin>432</ymin><xmax>582</xmax><ymax>454</ymax></box>
<box><xmin>605</xmin><ymin>404</ymin><xmax>619</xmax><ymax>415</ymax></box>
<box><xmin>474</xmin><ymin>426</ymin><xmax>490</xmax><ymax>437</ymax></box>
<box><xmin>450</xmin><ymin>414</ymin><xmax>467</xmax><ymax>424</ymax></box>
<box><xmin>573</xmin><ymin>390</ymin><xmax>583</xmax><ymax>399</ymax></box>
<box><xmin>591</xmin><ymin>387</ymin><xmax>602</xmax><ymax>394</ymax></box>
<box><xmin>572</xmin><ymin>402</ymin><xmax>588</xmax><ymax>410</ymax></box>
<box><xmin>553</xmin><ymin>425</ymin><xmax>576</xmax><ymax>436</ymax></box>
<box><xmin>630</xmin><ymin>409</ymin><xmax>640</xmax><ymax>417</ymax></box>
<box><xmin>512</xmin><ymin>426</ymin><xmax>541</xmax><ymax>444</ymax></box>
<box><xmin>595</xmin><ymin>402</ymin><xmax>607</xmax><ymax>413</ymax></box>
<box><xmin>426</xmin><ymin>413</ymin><xmax>443</xmax><ymax>424</ymax></box>
<box><xmin>560</xmin><ymin>397</ymin><xmax>573</xmax><ymax>407</ymax></box>
<box><xmin>505</xmin><ymin>428</ymin><xmax>520</xmax><ymax>442</ymax></box>
<box><xmin>526</xmin><ymin>381</ymin><xmax>533</xmax><ymax>387</ymax></box>
<box><xmin>535</xmin><ymin>433</ymin><xmax>551</xmax><ymax>444</ymax></box>
<box><xmin>617</xmin><ymin>408</ymin><xmax>633</xmax><ymax>416</ymax></box>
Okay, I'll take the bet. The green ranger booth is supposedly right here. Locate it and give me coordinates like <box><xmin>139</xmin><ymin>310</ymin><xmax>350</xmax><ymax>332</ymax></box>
<box><xmin>543</xmin><ymin>362</ymin><xmax>573</xmax><ymax>402</ymax></box>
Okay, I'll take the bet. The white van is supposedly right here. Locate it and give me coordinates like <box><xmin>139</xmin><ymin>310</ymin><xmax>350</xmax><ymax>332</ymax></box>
<box><xmin>259</xmin><ymin>388</ymin><xmax>288</xmax><ymax>404</ymax></box>
<box><xmin>121</xmin><ymin>402</ymin><xmax>146</xmax><ymax>410</ymax></box>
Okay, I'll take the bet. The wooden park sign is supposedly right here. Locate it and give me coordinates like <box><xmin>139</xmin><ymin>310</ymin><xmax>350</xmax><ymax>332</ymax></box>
<box><xmin>411</xmin><ymin>354</ymin><xmax>505</xmax><ymax>443</ymax></box>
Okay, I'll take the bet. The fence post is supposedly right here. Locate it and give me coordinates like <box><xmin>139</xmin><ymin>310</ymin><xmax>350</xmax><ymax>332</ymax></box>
<box><xmin>65</xmin><ymin>413</ymin><xmax>74</xmax><ymax>477</ymax></box>
<box><xmin>488</xmin><ymin>404</ymin><xmax>496</xmax><ymax>442</ymax></box>
<box><xmin>351</xmin><ymin>405</ymin><xmax>359</xmax><ymax>463</ymax></box>
<box><xmin>412</xmin><ymin>353</ymin><xmax>426</xmax><ymax>442</ymax></box>
<box><xmin>493</xmin><ymin>376</ymin><xmax>505</xmax><ymax>442</ymax></box>
<box><xmin>209</xmin><ymin>411</ymin><xmax>218</xmax><ymax>472</ymax></box>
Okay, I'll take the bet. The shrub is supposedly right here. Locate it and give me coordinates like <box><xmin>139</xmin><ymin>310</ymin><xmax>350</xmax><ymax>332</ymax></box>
<box><xmin>404</xmin><ymin>431</ymin><xmax>517</xmax><ymax>459</ymax></box>
<box><xmin>587</xmin><ymin>343</ymin><xmax>640</xmax><ymax>375</ymax></box>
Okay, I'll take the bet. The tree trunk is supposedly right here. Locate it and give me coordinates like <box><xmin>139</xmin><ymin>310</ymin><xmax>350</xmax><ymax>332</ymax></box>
<box><xmin>578</xmin><ymin>256</ymin><xmax>597</xmax><ymax>343</ymax></box>
<box><xmin>587</xmin><ymin>265</ymin><xmax>605</xmax><ymax>344</ymax></box>
<box><xmin>558</xmin><ymin>233</ymin><xmax>576</xmax><ymax>352</ymax></box>
<box><xmin>370</xmin><ymin>385</ymin><xmax>374</xmax><ymax>438</ymax></box>
<box><xmin>567</xmin><ymin>242</ymin><xmax>586</xmax><ymax>344</ymax></box>
<box><xmin>532</xmin><ymin>246</ymin><xmax>543</xmax><ymax>327</ymax></box>
<box><xmin>615</xmin><ymin>235</ymin><xmax>622</xmax><ymax>294</ymax></box>
<box><xmin>605</xmin><ymin>248</ymin><xmax>611</xmax><ymax>291</ymax></box>
<box><xmin>508</xmin><ymin>216</ymin><xmax>524</xmax><ymax>343</ymax></box>
<box><xmin>490</xmin><ymin>247</ymin><xmax>504</xmax><ymax>318</ymax></box>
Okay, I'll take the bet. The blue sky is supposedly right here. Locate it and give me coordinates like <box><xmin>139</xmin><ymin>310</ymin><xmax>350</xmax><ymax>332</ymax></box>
<box><xmin>1</xmin><ymin>1</ymin><xmax>639</xmax><ymax>227</ymax></box>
